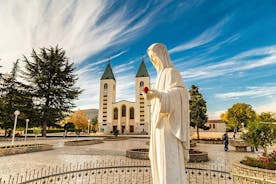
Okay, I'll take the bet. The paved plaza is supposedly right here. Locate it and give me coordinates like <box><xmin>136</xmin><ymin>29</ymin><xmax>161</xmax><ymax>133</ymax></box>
<box><xmin>0</xmin><ymin>137</ymin><xmax>275</xmax><ymax>182</ymax></box>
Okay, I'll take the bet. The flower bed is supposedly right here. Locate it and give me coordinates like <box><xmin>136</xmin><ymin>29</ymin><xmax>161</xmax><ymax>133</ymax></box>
<box><xmin>232</xmin><ymin>150</ymin><xmax>276</xmax><ymax>183</ymax></box>
<box><xmin>0</xmin><ymin>144</ymin><xmax>53</xmax><ymax>156</ymax></box>
<box><xmin>64</xmin><ymin>139</ymin><xmax>103</xmax><ymax>146</ymax></box>
<box><xmin>240</xmin><ymin>150</ymin><xmax>276</xmax><ymax>170</ymax></box>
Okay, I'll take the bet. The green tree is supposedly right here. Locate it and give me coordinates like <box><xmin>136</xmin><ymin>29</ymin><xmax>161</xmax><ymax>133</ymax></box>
<box><xmin>224</xmin><ymin>103</ymin><xmax>256</xmax><ymax>130</ymax></box>
<box><xmin>0</xmin><ymin>61</ymin><xmax>36</xmax><ymax>136</ymax></box>
<box><xmin>240</xmin><ymin>121</ymin><xmax>260</xmax><ymax>151</ymax></box>
<box><xmin>189</xmin><ymin>85</ymin><xmax>208</xmax><ymax>140</ymax></box>
<box><xmin>242</xmin><ymin>121</ymin><xmax>276</xmax><ymax>156</ymax></box>
<box><xmin>22</xmin><ymin>46</ymin><xmax>82</xmax><ymax>137</ymax></box>
<box><xmin>91</xmin><ymin>117</ymin><xmax>98</xmax><ymax>133</ymax></box>
<box><xmin>258</xmin><ymin>112</ymin><xmax>276</xmax><ymax>122</ymax></box>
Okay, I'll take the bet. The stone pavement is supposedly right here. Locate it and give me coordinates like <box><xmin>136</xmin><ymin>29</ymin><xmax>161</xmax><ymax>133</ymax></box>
<box><xmin>0</xmin><ymin>137</ymin><xmax>275</xmax><ymax>182</ymax></box>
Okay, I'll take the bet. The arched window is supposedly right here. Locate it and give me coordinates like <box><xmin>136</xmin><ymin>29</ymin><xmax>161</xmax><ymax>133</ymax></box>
<box><xmin>113</xmin><ymin>108</ymin><xmax>118</xmax><ymax>120</ymax></box>
<box><xmin>140</xmin><ymin>81</ymin><xmax>144</xmax><ymax>87</ymax></box>
<box><xmin>122</xmin><ymin>105</ymin><xmax>126</xmax><ymax>117</ymax></box>
<box><xmin>130</xmin><ymin>107</ymin><xmax>134</xmax><ymax>119</ymax></box>
<box><xmin>104</xmin><ymin>83</ymin><xmax>108</xmax><ymax>92</ymax></box>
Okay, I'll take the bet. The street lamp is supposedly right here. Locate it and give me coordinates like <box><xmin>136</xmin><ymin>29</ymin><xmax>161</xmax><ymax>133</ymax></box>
<box><xmin>88</xmin><ymin>120</ymin><xmax>91</xmax><ymax>134</ymax></box>
<box><xmin>25</xmin><ymin>119</ymin><xmax>30</xmax><ymax>144</ymax></box>
<box><xmin>11</xmin><ymin>110</ymin><xmax>20</xmax><ymax>145</ymax></box>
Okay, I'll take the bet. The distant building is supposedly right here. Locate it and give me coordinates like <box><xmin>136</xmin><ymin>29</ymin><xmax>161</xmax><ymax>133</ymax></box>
<box><xmin>81</xmin><ymin>109</ymin><xmax>98</xmax><ymax>121</ymax></box>
<box><xmin>191</xmin><ymin>120</ymin><xmax>226</xmax><ymax>132</ymax></box>
<box><xmin>206</xmin><ymin>120</ymin><xmax>226</xmax><ymax>132</ymax></box>
<box><xmin>98</xmin><ymin>59</ymin><xmax>150</xmax><ymax>134</ymax></box>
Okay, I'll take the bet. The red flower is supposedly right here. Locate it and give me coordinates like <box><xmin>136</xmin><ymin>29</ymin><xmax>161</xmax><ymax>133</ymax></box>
<box><xmin>260</xmin><ymin>157</ymin><xmax>269</xmax><ymax>163</ymax></box>
<box><xmin>143</xmin><ymin>87</ymin><xmax>149</xmax><ymax>93</ymax></box>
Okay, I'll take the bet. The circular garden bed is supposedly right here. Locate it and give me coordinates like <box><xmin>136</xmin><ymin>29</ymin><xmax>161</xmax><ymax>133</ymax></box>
<box><xmin>126</xmin><ymin>148</ymin><xmax>149</xmax><ymax>160</ymax></box>
<box><xmin>0</xmin><ymin>144</ymin><xmax>53</xmax><ymax>156</ymax></box>
<box><xmin>104</xmin><ymin>137</ymin><xmax>128</xmax><ymax>141</ymax></box>
<box><xmin>64</xmin><ymin>139</ymin><xmax>103</xmax><ymax>146</ymax></box>
<box><xmin>126</xmin><ymin>148</ymin><xmax>209</xmax><ymax>162</ymax></box>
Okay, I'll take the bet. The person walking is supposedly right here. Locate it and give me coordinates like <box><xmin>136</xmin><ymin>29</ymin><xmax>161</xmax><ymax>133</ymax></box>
<box><xmin>222</xmin><ymin>132</ymin><xmax>229</xmax><ymax>151</ymax></box>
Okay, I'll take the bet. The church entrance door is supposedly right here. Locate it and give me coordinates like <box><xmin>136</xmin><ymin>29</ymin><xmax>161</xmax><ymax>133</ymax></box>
<box><xmin>121</xmin><ymin>125</ymin><xmax>125</xmax><ymax>134</ymax></box>
<box><xmin>113</xmin><ymin>126</ymin><xmax>117</xmax><ymax>132</ymax></box>
<box><xmin>129</xmin><ymin>125</ymin><xmax>134</xmax><ymax>133</ymax></box>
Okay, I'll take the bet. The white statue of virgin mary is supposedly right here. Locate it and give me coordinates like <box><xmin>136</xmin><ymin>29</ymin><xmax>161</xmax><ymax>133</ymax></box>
<box><xmin>144</xmin><ymin>43</ymin><xmax>190</xmax><ymax>184</ymax></box>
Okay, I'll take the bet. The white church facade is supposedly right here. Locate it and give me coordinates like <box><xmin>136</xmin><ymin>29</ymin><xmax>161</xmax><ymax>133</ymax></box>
<box><xmin>98</xmin><ymin>59</ymin><xmax>150</xmax><ymax>134</ymax></box>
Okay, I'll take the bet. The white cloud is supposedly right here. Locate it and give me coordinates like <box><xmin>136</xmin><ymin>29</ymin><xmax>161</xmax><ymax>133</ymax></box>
<box><xmin>169</xmin><ymin>17</ymin><xmax>229</xmax><ymax>53</ymax></box>
<box><xmin>0</xmin><ymin>0</ymin><xmax>169</xmax><ymax>73</ymax></box>
<box><xmin>215</xmin><ymin>85</ymin><xmax>276</xmax><ymax>99</ymax></box>
<box><xmin>0</xmin><ymin>0</ymin><xmax>173</xmax><ymax>110</ymax></box>
<box><xmin>181</xmin><ymin>45</ymin><xmax>276</xmax><ymax>80</ymax></box>
<box><xmin>75</xmin><ymin>50</ymin><xmax>127</xmax><ymax>76</ymax></box>
<box><xmin>254</xmin><ymin>102</ymin><xmax>276</xmax><ymax>113</ymax></box>
<box><xmin>208</xmin><ymin>110</ymin><xmax>225</xmax><ymax>120</ymax></box>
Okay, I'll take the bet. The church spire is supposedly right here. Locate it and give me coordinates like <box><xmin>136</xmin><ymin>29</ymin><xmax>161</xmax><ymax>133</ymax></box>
<box><xmin>136</xmin><ymin>57</ymin><xmax>149</xmax><ymax>78</ymax></box>
<box><xmin>101</xmin><ymin>62</ymin><xmax>115</xmax><ymax>80</ymax></box>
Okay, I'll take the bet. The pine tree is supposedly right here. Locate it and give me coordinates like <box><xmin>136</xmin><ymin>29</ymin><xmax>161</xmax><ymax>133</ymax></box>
<box><xmin>189</xmin><ymin>85</ymin><xmax>208</xmax><ymax>140</ymax></box>
<box><xmin>0</xmin><ymin>60</ymin><xmax>36</xmax><ymax>136</ymax></box>
<box><xmin>22</xmin><ymin>46</ymin><xmax>82</xmax><ymax>137</ymax></box>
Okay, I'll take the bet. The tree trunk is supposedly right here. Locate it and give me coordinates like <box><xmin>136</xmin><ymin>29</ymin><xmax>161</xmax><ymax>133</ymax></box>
<box><xmin>196</xmin><ymin>126</ymin><xmax>200</xmax><ymax>140</ymax></box>
<box><xmin>42</xmin><ymin>121</ymin><xmax>47</xmax><ymax>137</ymax></box>
<box><xmin>264</xmin><ymin>146</ymin><xmax>268</xmax><ymax>157</ymax></box>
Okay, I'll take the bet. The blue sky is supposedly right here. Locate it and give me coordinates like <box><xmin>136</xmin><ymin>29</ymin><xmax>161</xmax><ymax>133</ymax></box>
<box><xmin>0</xmin><ymin>0</ymin><xmax>276</xmax><ymax>118</ymax></box>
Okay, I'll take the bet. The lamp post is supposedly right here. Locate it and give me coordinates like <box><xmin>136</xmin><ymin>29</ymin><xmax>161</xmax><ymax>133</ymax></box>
<box><xmin>25</xmin><ymin>119</ymin><xmax>29</xmax><ymax>144</ymax></box>
<box><xmin>88</xmin><ymin>120</ymin><xmax>91</xmax><ymax>134</ymax></box>
<box><xmin>12</xmin><ymin>110</ymin><xmax>20</xmax><ymax>145</ymax></box>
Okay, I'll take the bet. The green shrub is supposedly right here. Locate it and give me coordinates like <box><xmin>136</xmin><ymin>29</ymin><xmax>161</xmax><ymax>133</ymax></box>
<box><xmin>27</xmin><ymin>129</ymin><xmax>64</xmax><ymax>134</ymax></box>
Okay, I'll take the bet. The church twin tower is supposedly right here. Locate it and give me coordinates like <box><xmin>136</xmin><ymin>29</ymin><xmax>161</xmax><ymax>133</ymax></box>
<box><xmin>98</xmin><ymin>59</ymin><xmax>150</xmax><ymax>134</ymax></box>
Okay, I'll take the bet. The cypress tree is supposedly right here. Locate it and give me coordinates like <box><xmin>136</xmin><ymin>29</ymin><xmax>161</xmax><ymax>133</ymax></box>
<box><xmin>189</xmin><ymin>85</ymin><xmax>208</xmax><ymax>140</ymax></box>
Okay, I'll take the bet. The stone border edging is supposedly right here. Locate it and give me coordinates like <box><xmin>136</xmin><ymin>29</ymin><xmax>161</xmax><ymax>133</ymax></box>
<box><xmin>189</xmin><ymin>149</ymin><xmax>209</xmax><ymax>162</ymax></box>
<box><xmin>0</xmin><ymin>144</ymin><xmax>53</xmax><ymax>156</ymax></box>
<box><xmin>193</xmin><ymin>139</ymin><xmax>223</xmax><ymax>144</ymax></box>
<box><xmin>64</xmin><ymin>139</ymin><xmax>104</xmax><ymax>146</ymax></box>
<box><xmin>104</xmin><ymin>137</ymin><xmax>128</xmax><ymax>141</ymax></box>
<box><xmin>232</xmin><ymin>162</ymin><xmax>276</xmax><ymax>184</ymax></box>
<box><xmin>126</xmin><ymin>148</ymin><xmax>149</xmax><ymax>160</ymax></box>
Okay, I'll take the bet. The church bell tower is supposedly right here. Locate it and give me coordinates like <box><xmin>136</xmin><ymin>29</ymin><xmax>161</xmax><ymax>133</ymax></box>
<box><xmin>135</xmin><ymin>58</ymin><xmax>150</xmax><ymax>134</ymax></box>
<box><xmin>98</xmin><ymin>62</ymin><xmax>116</xmax><ymax>133</ymax></box>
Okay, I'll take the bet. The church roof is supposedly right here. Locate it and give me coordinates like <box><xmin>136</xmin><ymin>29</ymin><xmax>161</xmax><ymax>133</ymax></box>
<box><xmin>101</xmin><ymin>63</ymin><xmax>115</xmax><ymax>80</ymax></box>
<box><xmin>136</xmin><ymin>58</ymin><xmax>149</xmax><ymax>78</ymax></box>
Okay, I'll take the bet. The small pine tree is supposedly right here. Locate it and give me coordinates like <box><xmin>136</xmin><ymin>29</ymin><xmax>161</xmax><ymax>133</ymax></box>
<box><xmin>189</xmin><ymin>85</ymin><xmax>208</xmax><ymax>140</ymax></box>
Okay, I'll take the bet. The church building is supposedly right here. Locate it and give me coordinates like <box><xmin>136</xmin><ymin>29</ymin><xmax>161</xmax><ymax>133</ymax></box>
<box><xmin>98</xmin><ymin>59</ymin><xmax>150</xmax><ymax>134</ymax></box>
